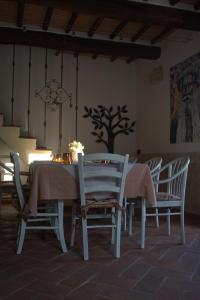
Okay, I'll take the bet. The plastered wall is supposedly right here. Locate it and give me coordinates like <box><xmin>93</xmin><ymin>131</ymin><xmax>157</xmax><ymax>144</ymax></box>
<box><xmin>0</xmin><ymin>45</ymin><xmax>136</xmax><ymax>156</ymax></box>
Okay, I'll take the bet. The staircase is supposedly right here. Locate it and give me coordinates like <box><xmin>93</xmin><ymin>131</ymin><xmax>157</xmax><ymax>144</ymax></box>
<box><xmin>0</xmin><ymin>113</ymin><xmax>52</xmax><ymax>176</ymax></box>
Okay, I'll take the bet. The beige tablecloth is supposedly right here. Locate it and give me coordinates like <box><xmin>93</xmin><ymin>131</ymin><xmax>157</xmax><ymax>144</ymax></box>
<box><xmin>28</xmin><ymin>162</ymin><xmax>156</xmax><ymax>215</ymax></box>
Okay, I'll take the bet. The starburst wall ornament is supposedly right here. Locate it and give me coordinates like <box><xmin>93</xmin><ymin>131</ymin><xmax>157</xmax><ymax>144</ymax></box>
<box><xmin>35</xmin><ymin>79</ymin><xmax>72</xmax><ymax>111</ymax></box>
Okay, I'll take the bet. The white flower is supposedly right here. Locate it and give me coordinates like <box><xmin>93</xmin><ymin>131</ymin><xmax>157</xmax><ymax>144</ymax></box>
<box><xmin>69</xmin><ymin>141</ymin><xmax>84</xmax><ymax>153</ymax></box>
<box><xmin>69</xmin><ymin>141</ymin><xmax>84</xmax><ymax>162</ymax></box>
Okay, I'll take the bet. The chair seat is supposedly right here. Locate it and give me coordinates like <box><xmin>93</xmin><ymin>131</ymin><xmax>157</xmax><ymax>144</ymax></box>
<box><xmin>156</xmin><ymin>192</ymin><xmax>180</xmax><ymax>201</ymax></box>
<box><xmin>80</xmin><ymin>198</ymin><xmax>120</xmax><ymax>217</ymax></box>
<box><xmin>155</xmin><ymin>192</ymin><xmax>181</xmax><ymax>208</ymax></box>
<box><xmin>86</xmin><ymin>198</ymin><xmax>118</xmax><ymax>208</ymax></box>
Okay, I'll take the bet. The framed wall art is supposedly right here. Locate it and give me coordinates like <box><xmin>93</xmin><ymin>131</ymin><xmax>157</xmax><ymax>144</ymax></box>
<box><xmin>170</xmin><ymin>52</ymin><xmax>200</xmax><ymax>143</ymax></box>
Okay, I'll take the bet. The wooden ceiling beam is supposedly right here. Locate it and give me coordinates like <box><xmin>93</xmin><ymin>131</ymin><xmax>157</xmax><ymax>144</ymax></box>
<box><xmin>169</xmin><ymin>0</ymin><xmax>180</xmax><ymax>6</ymax></box>
<box><xmin>0</xmin><ymin>27</ymin><xmax>161</xmax><ymax>60</ymax></box>
<box><xmin>126</xmin><ymin>57</ymin><xmax>136</xmax><ymax>64</ymax></box>
<box><xmin>16</xmin><ymin>0</ymin><xmax>25</xmax><ymax>27</ymax></box>
<box><xmin>73</xmin><ymin>51</ymin><xmax>79</xmax><ymax>58</ymax></box>
<box><xmin>8</xmin><ymin>0</ymin><xmax>200</xmax><ymax>31</ymax></box>
<box><xmin>88</xmin><ymin>17</ymin><xmax>103</xmax><ymax>37</ymax></box>
<box><xmin>92</xmin><ymin>54</ymin><xmax>98</xmax><ymax>59</ymax></box>
<box><xmin>131</xmin><ymin>24</ymin><xmax>151</xmax><ymax>42</ymax></box>
<box><xmin>110</xmin><ymin>55</ymin><xmax>118</xmax><ymax>62</ymax></box>
<box><xmin>42</xmin><ymin>7</ymin><xmax>53</xmax><ymax>30</ymax></box>
<box><xmin>151</xmin><ymin>27</ymin><xmax>175</xmax><ymax>44</ymax></box>
<box><xmin>110</xmin><ymin>20</ymin><xmax>128</xmax><ymax>40</ymax></box>
<box><xmin>65</xmin><ymin>12</ymin><xmax>78</xmax><ymax>33</ymax></box>
<box><xmin>194</xmin><ymin>1</ymin><xmax>200</xmax><ymax>10</ymax></box>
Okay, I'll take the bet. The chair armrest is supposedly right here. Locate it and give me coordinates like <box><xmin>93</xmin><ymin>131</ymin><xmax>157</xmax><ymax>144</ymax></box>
<box><xmin>152</xmin><ymin>158</ymin><xmax>190</xmax><ymax>185</ymax></box>
<box><xmin>150</xmin><ymin>161</ymin><xmax>172</xmax><ymax>178</ymax></box>
<box><xmin>149</xmin><ymin>163</ymin><xmax>161</xmax><ymax>175</ymax></box>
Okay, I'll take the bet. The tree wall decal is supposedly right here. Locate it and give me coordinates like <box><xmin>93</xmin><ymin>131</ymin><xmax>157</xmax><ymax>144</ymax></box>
<box><xmin>83</xmin><ymin>105</ymin><xmax>136</xmax><ymax>153</ymax></box>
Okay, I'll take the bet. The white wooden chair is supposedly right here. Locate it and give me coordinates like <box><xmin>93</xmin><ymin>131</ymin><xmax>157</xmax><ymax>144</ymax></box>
<box><xmin>140</xmin><ymin>157</ymin><xmax>190</xmax><ymax>248</ymax></box>
<box><xmin>144</xmin><ymin>157</ymin><xmax>163</xmax><ymax>227</ymax></box>
<box><xmin>71</xmin><ymin>153</ymin><xmax>129</xmax><ymax>261</ymax></box>
<box><xmin>128</xmin><ymin>157</ymin><xmax>163</xmax><ymax>235</ymax></box>
<box><xmin>10</xmin><ymin>152</ymin><xmax>67</xmax><ymax>254</ymax></box>
<box><xmin>144</xmin><ymin>157</ymin><xmax>163</xmax><ymax>174</ymax></box>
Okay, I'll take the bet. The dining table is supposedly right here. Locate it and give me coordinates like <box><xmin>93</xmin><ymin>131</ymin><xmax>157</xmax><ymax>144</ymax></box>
<box><xmin>28</xmin><ymin>161</ymin><xmax>156</xmax><ymax>216</ymax></box>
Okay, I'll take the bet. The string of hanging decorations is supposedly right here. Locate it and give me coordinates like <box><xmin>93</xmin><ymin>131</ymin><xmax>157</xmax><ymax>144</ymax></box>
<box><xmin>11</xmin><ymin>44</ymin><xmax>16</xmax><ymax>125</ymax></box>
<box><xmin>35</xmin><ymin>49</ymin><xmax>72</xmax><ymax>154</ymax></box>
<box><xmin>75</xmin><ymin>54</ymin><xmax>79</xmax><ymax>140</ymax></box>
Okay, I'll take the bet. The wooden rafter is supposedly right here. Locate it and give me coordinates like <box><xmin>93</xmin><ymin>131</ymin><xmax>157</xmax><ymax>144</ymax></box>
<box><xmin>16</xmin><ymin>0</ymin><xmax>25</xmax><ymax>27</ymax></box>
<box><xmin>42</xmin><ymin>7</ymin><xmax>53</xmax><ymax>30</ymax></box>
<box><xmin>65</xmin><ymin>12</ymin><xmax>78</xmax><ymax>33</ymax></box>
<box><xmin>88</xmin><ymin>17</ymin><xmax>103</xmax><ymax>37</ymax></box>
<box><xmin>92</xmin><ymin>54</ymin><xmax>98</xmax><ymax>59</ymax></box>
<box><xmin>126</xmin><ymin>57</ymin><xmax>136</xmax><ymax>64</ymax></box>
<box><xmin>110</xmin><ymin>20</ymin><xmax>128</xmax><ymax>40</ymax></box>
<box><xmin>151</xmin><ymin>27</ymin><xmax>175</xmax><ymax>44</ymax></box>
<box><xmin>131</xmin><ymin>24</ymin><xmax>151</xmax><ymax>42</ymax></box>
<box><xmin>194</xmin><ymin>1</ymin><xmax>200</xmax><ymax>10</ymax></box>
<box><xmin>74</xmin><ymin>52</ymin><xmax>79</xmax><ymax>58</ymax></box>
<box><xmin>0</xmin><ymin>27</ymin><xmax>161</xmax><ymax>60</ymax></box>
<box><xmin>110</xmin><ymin>55</ymin><xmax>118</xmax><ymax>62</ymax></box>
<box><xmin>169</xmin><ymin>0</ymin><xmax>180</xmax><ymax>6</ymax></box>
<box><xmin>7</xmin><ymin>0</ymin><xmax>200</xmax><ymax>31</ymax></box>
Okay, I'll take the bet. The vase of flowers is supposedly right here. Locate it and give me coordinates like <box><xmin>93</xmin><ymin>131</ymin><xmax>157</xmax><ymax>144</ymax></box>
<box><xmin>69</xmin><ymin>141</ymin><xmax>84</xmax><ymax>162</ymax></box>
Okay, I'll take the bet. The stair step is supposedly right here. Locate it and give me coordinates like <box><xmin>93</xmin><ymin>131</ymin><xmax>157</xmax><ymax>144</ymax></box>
<box><xmin>0</xmin><ymin>126</ymin><xmax>20</xmax><ymax>139</ymax></box>
<box><xmin>36</xmin><ymin>147</ymin><xmax>52</xmax><ymax>151</ymax></box>
<box><xmin>0</xmin><ymin>117</ymin><xmax>52</xmax><ymax>170</ymax></box>
<box><xmin>19</xmin><ymin>136</ymin><xmax>36</xmax><ymax>140</ymax></box>
<box><xmin>2</xmin><ymin>125</ymin><xmax>20</xmax><ymax>128</ymax></box>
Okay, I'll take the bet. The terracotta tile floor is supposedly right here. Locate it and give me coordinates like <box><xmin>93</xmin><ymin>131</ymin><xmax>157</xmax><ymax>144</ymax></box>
<box><xmin>0</xmin><ymin>204</ymin><xmax>200</xmax><ymax>300</ymax></box>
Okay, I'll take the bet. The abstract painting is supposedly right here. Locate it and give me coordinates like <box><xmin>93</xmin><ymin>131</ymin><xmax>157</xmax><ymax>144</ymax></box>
<box><xmin>170</xmin><ymin>52</ymin><xmax>200</xmax><ymax>143</ymax></box>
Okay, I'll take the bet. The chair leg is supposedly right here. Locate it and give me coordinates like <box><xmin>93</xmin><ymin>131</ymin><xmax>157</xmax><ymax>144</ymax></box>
<box><xmin>16</xmin><ymin>218</ymin><xmax>21</xmax><ymax>246</ymax></box>
<box><xmin>180</xmin><ymin>208</ymin><xmax>185</xmax><ymax>244</ymax></box>
<box><xmin>111</xmin><ymin>207</ymin><xmax>116</xmax><ymax>245</ymax></box>
<box><xmin>140</xmin><ymin>198</ymin><xmax>146</xmax><ymax>249</ymax></box>
<box><xmin>155</xmin><ymin>208</ymin><xmax>159</xmax><ymax>228</ymax></box>
<box><xmin>114</xmin><ymin>209</ymin><xmax>122</xmax><ymax>258</ymax></box>
<box><xmin>54</xmin><ymin>217</ymin><xmax>60</xmax><ymax>240</ymax></box>
<box><xmin>70</xmin><ymin>201</ymin><xmax>77</xmax><ymax>247</ymax></box>
<box><xmin>128</xmin><ymin>202</ymin><xmax>134</xmax><ymax>236</ymax></box>
<box><xmin>123</xmin><ymin>197</ymin><xmax>127</xmax><ymax>231</ymax></box>
<box><xmin>81</xmin><ymin>216</ymin><xmax>89</xmax><ymax>260</ymax></box>
<box><xmin>58</xmin><ymin>201</ymin><xmax>67</xmax><ymax>253</ymax></box>
<box><xmin>0</xmin><ymin>191</ymin><xmax>2</xmax><ymax>215</ymax></box>
<box><xmin>16</xmin><ymin>218</ymin><xmax>26</xmax><ymax>255</ymax></box>
<box><xmin>49</xmin><ymin>203</ymin><xmax>60</xmax><ymax>240</ymax></box>
<box><xmin>167</xmin><ymin>208</ymin><xmax>171</xmax><ymax>236</ymax></box>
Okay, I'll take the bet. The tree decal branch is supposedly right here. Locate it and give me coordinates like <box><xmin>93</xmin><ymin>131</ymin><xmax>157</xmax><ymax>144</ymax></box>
<box><xmin>83</xmin><ymin>105</ymin><xmax>136</xmax><ymax>153</ymax></box>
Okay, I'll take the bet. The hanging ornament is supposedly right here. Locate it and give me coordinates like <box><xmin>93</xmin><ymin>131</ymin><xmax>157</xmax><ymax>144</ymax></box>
<box><xmin>35</xmin><ymin>78</ymin><xmax>72</xmax><ymax>111</ymax></box>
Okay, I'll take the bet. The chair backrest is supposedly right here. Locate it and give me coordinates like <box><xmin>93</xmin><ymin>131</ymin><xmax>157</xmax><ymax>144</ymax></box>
<box><xmin>129</xmin><ymin>156</ymin><xmax>138</xmax><ymax>163</ymax></box>
<box><xmin>144</xmin><ymin>157</ymin><xmax>163</xmax><ymax>192</ymax></box>
<box><xmin>167</xmin><ymin>157</ymin><xmax>190</xmax><ymax>200</ymax></box>
<box><xmin>78</xmin><ymin>153</ymin><xmax>129</xmax><ymax>207</ymax></box>
<box><xmin>144</xmin><ymin>157</ymin><xmax>162</xmax><ymax>174</ymax></box>
<box><xmin>152</xmin><ymin>157</ymin><xmax>190</xmax><ymax>204</ymax></box>
<box><xmin>10</xmin><ymin>152</ymin><xmax>25</xmax><ymax>209</ymax></box>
